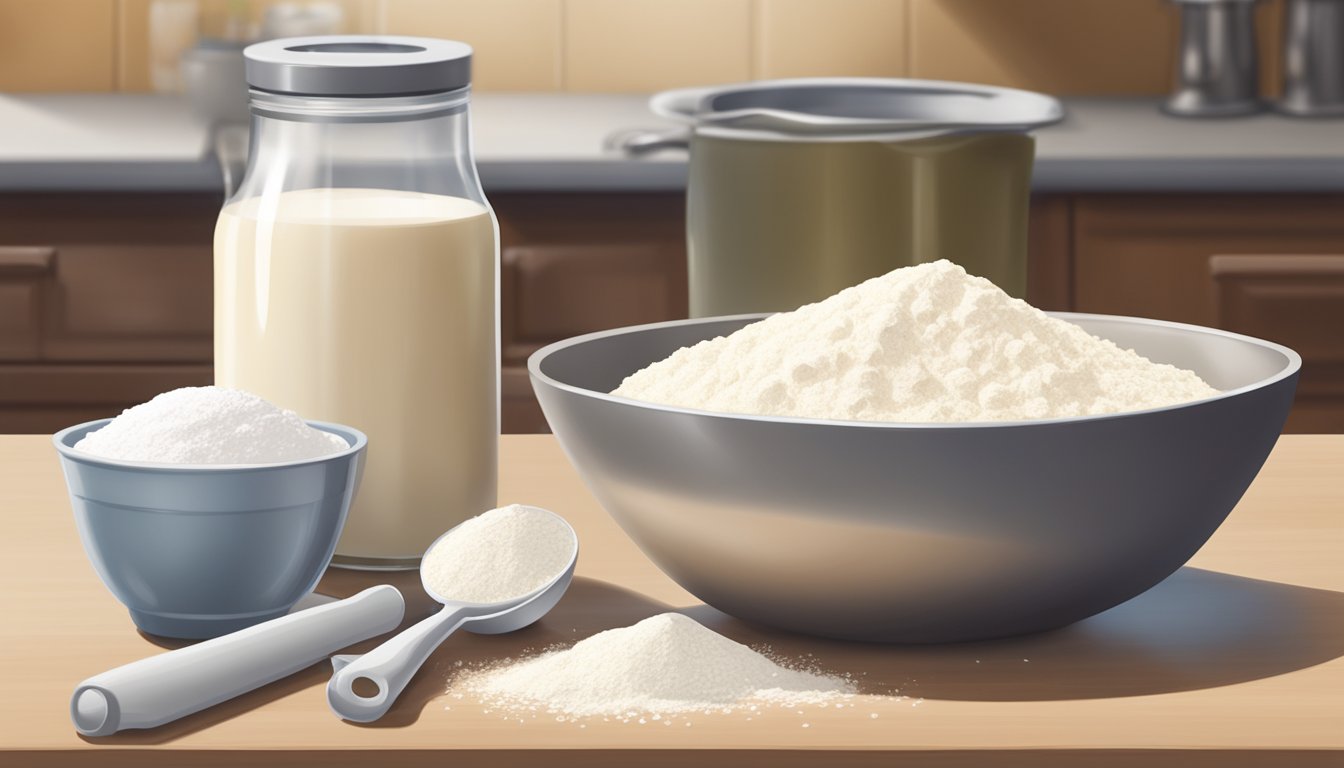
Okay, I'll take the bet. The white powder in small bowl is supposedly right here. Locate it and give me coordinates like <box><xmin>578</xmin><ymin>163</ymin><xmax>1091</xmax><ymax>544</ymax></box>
<box><xmin>464</xmin><ymin>613</ymin><xmax>853</xmax><ymax>718</ymax></box>
<box><xmin>422</xmin><ymin>505</ymin><xmax>576</xmax><ymax>604</ymax></box>
<box><xmin>72</xmin><ymin>386</ymin><xmax>348</xmax><ymax>465</ymax></box>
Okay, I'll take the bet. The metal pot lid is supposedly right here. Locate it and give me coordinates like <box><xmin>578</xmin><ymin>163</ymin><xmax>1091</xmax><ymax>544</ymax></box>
<box><xmin>651</xmin><ymin>78</ymin><xmax>1064</xmax><ymax>141</ymax></box>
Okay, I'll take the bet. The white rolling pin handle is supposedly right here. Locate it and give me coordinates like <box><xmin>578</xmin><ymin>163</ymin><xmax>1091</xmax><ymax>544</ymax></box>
<box><xmin>71</xmin><ymin>585</ymin><xmax>405</xmax><ymax>737</ymax></box>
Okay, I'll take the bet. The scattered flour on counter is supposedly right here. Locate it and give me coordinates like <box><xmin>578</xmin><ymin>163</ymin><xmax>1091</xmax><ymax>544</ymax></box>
<box><xmin>422</xmin><ymin>504</ymin><xmax>576</xmax><ymax>603</ymax></box>
<box><xmin>613</xmin><ymin>259</ymin><xmax>1219</xmax><ymax>422</ymax></box>
<box><xmin>463</xmin><ymin>613</ymin><xmax>854</xmax><ymax>718</ymax></box>
<box><xmin>72</xmin><ymin>386</ymin><xmax>348</xmax><ymax>464</ymax></box>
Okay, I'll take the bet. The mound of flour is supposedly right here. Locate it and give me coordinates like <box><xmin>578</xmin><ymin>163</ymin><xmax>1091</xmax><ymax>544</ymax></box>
<box><xmin>614</xmin><ymin>260</ymin><xmax>1218</xmax><ymax>422</ymax></box>
<box><xmin>73</xmin><ymin>386</ymin><xmax>347</xmax><ymax>464</ymax></box>
<box><xmin>465</xmin><ymin>613</ymin><xmax>853</xmax><ymax>717</ymax></box>
<box><xmin>422</xmin><ymin>505</ymin><xmax>576</xmax><ymax>603</ymax></box>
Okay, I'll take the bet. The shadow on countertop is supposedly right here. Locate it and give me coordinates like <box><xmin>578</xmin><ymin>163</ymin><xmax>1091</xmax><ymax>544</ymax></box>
<box><xmin>684</xmin><ymin>566</ymin><xmax>1344</xmax><ymax>702</ymax></box>
<box><xmin>83</xmin><ymin>573</ymin><xmax>674</xmax><ymax>743</ymax></box>
<box><xmin>84</xmin><ymin>565</ymin><xmax>1344</xmax><ymax>744</ymax></box>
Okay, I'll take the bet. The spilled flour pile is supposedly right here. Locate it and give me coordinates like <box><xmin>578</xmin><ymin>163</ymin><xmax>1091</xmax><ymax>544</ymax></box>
<box><xmin>464</xmin><ymin>613</ymin><xmax>853</xmax><ymax>718</ymax></box>
<box><xmin>613</xmin><ymin>260</ymin><xmax>1218</xmax><ymax>422</ymax></box>
<box><xmin>73</xmin><ymin>386</ymin><xmax>348</xmax><ymax>464</ymax></box>
<box><xmin>421</xmin><ymin>505</ymin><xmax>575</xmax><ymax>604</ymax></box>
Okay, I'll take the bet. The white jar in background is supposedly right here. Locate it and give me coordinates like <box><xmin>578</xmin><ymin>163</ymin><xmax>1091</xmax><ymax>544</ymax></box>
<box><xmin>215</xmin><ymin>37</ymin><xmax>499</xmax><ymax>569</ymax></box>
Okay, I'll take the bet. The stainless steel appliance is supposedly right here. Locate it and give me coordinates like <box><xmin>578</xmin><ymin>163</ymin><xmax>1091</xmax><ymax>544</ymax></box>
<box><xmin>1165</xmin><ymin>0</ymin><xmax>1263</xmax><ymax>117</ymax></box>
<box><xmin>1279</xmin><ymin>0</ymin><xmax>1344</xmax><ymax>115</ymax></box>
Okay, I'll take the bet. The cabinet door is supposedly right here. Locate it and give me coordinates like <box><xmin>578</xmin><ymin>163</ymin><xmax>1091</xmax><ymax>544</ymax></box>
<box><xmin>1212</xmin><ymin>255</ymin><xmax>1344</xmax><ymax>432</ymax></box>
<box><xmin>0</xmin><ymin>194</ymin><xmax>218</xmax><ymax>362</ymax></box>
<box><xmin>1074</xmin><ymin>195</ymin><xmax>1344</xmax><ymax>326</ymax></box>
<box><xmin>1073</xmin><ymin>195</ymin><xmax>1344</xmax><ymax>432</ymax></box>
<box><xmin>0</xmin><ymin>247</ymin><xmax>52</xmax><ymax>361</ymax></box>
<box><xmin>0</xmin><ymin>364</ymin><xmax>212</xmax><ymax>433</ymax></box>
<box><xmin>0</xmin><ymin>194</ymin><xmax>219</xmax><ymax>433</ymax></box>
<box><xmin>1026</xmin><ymin>196</ymin><xmax>1073</xmax><ymax>311</ymax></box>
<box><xmin>494</xmin><ymin>193</ymin><xmax>687</xmax><ymax>433</ymax></box>
<box><xmin>502</xmin><ymin>244</ymin><xmax>687</xmax><ymax>365</ymax></box>
<box><xmin>42</xmin><ymin>244</ymin><xmax>213</xmax><ymax>362</ymax></box>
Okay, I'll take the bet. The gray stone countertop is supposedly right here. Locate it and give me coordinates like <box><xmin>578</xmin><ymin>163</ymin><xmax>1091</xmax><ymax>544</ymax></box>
<box><xmin>0</xmin><ymin>93</ymin><xmax>1340</xmax><ymax>194</ymax></box>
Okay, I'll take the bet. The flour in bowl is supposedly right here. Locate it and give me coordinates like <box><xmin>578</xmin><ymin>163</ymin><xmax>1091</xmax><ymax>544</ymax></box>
<box><xmin>421</xmin><ymin>504</ymin><xmax>576</xmax><ymax>603</ymax></box>
<box><xmin>613</xmin><ymin>260</ymin><xmax>1218</xmax><ymax>422</ymax></box>
<box><xmin>464</xmin><ymin>613</ymin><xmax>853</xmax><ymax>718</ymax></box>
<box><xmin>72</xmin><ymin>386</ymin><xmax>348</xmax><ymax>464</ymax></box>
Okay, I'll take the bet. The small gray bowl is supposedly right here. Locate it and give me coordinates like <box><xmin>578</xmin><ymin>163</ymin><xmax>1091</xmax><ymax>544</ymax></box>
<box><xmin>530</xmin><ymin>313</ymin><xmax>1300</xmax><ymax>643</ymax></box>
<box><xmin>53</xmin><ymin>420</ymin><xmax>367</xmax><ymax>640</ymax></box>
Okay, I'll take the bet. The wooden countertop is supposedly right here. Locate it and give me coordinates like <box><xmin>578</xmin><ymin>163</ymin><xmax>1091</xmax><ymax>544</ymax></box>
<box><xmin>2</xmin><ymin>434</ymin><xmax>1341</xmax><ymax>767</ymax></box>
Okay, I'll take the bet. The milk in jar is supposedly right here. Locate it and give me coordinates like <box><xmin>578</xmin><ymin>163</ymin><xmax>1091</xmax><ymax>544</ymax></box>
<box><xmin>216</xmin><ymin>38</ymin><xmax>497</xmax><ymax>568</ymax></box>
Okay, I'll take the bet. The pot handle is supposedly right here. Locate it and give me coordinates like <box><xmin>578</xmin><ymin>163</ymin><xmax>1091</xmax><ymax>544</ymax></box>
<box><xmin>649</xmin><ymin>86</ymin><xmax>711</xmax><ymax>120</ymax></box>
<box><xmin>604</xmin><ymin>127</ymin><xmax>691</xmax><ymax>156</ymax></box>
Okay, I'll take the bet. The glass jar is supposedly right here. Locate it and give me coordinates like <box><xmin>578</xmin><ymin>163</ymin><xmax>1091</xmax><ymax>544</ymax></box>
<box><xmin>215</xmin><ymin>37</ymin><xmax>498</xmax><ymax>569</ymax></box>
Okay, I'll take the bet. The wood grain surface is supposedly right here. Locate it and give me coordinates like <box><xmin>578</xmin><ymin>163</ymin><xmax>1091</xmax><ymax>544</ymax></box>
<box><xmin>1</xmin><ymin>434</ymin><xmax>1341</xmax><ymax>766</ymax></box>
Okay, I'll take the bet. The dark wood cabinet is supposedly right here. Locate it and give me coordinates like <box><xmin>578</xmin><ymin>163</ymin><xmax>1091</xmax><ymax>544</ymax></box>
<box><xmin>497</xmin><ymin>193</ymin><xmax>686</xmax><ymax>432</ymax></box>
<box><xmin>1026</xmin><ymin>195</ymin><xmax>1074</xmax><ymax>312</ymax></box>
<box><xmin>1210</xmin><ymin>255</ymin><xmax>1344</xmax><ymax>432</ymax></box>
<box><xmin>1072</xmin><ymin>195</ymin><xmax>1344</xmax><ymax>327</ymax></box>
<box><xmin>0</xmin><ymin>194</ymin><xmax>217</xmax><ymax>431</ymax></box>
<box><xmin>0</xmin><ymin>191</ymin><xmax>688</xmax><ymax>435</ymax></box>
<box><xmin>1069</xmin><ymin>195</ymin><xmax>1344</xmax><ymax>432</ymax></box>
<box><xmin>3</xmin><ymin>190</ymin><xmax>1343</xmax><ymax>433</ymax></box>
<box><xmin>0</xmin><ymin>246</ymin><xmax>50</xmax><ymax>361</ymax></box>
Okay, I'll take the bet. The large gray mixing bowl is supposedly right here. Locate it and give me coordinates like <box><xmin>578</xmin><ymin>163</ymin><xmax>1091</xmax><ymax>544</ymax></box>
<box><xmin>54</xmin><ymin>420</ymin><xmax>366</xmax><ymax>640</ymax></box>
<box><xmin>529</xmin><ymin>313</ymin><xmax>1300</xmax><ymax>643</ymax></box>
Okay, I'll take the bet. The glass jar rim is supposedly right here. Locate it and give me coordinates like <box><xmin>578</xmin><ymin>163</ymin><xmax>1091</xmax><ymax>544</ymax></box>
<box><xmin>248</xmin><ymin>86</ymin><xmax>471</xmax><ymax>123</ymax></box>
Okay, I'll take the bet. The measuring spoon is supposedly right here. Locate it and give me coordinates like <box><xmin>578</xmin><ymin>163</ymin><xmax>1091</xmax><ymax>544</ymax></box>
<box><xmin>326</xmin><ymin>505</ymin><xmax>578</xmax><ymax>722</ymax></box>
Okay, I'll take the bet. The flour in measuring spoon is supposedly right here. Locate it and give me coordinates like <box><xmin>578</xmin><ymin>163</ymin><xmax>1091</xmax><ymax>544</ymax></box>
<box><xmin>421</xmin><ymin>505</ymin><xmax>575</xmax><ymax>603</ymax></box>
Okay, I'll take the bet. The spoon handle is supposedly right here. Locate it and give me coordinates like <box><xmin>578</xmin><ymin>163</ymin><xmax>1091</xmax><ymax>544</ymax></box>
<box><xmin>326</xmin><ymin>604</ymin><xmax>473</xmax><ymax>722</ymax></box>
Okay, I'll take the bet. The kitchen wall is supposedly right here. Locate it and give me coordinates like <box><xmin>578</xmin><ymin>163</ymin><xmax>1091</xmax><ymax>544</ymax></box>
<box><xmin>0</xmin><ymin>0</ymin><xmax>1287</xmax><ymax>96</ymax></box>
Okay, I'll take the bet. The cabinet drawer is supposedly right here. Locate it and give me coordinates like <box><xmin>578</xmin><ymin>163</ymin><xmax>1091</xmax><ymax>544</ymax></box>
<box><xmin>0</xmin><ymin>363</ymin><xmax>213</xmax><ymax>433</ymax></box>
<box><xmin>43</xmin><ymin>244</ymin><xmax>213</xmax><ymax>362</ymax></box>
<box><xmin>1212</xmin><ymin>255</ymin><xmax>1344</xmax><ymax>431</ymax></box>
<box><xmin>0</xmin><ymin>243</ymin><xmax>211</xmax><ymax>364</ymax></box>
<box><xmin>0</xmin><ymin>193</ymin><xmax>221</xmax><ymax>365</ymax></box>
<box><xmin>492</xmin><ymin>192</ymin><xmax>688</xmax><ymax>432</ymax></box>
<box><xmin>1072</xmin><ymin>196</ymin><xmax>1344</xmax><ymax>432</ymax></box>
<box><xmin>502</xmin><ymin>244</ymin><xmax>685</xmax><ymax>365</ymax></box>
<box><xmin>1074</xmin><ymin>195</ymin><xmax>1344</xmax><ymax>326</ymax></box>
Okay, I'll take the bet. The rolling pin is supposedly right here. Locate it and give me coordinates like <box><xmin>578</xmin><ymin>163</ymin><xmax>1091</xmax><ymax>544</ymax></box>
<box><xmin>71</xmin><ymin>585</ymin><xmax>405</xmax><ymax>736</ymax></box>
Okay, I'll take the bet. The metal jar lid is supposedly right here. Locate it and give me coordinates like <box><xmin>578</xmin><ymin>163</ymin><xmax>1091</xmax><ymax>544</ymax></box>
<box><xmin>244</xmin><ymin>36</ymin><xmax>472</xmax><ymax>97</ymax></box>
